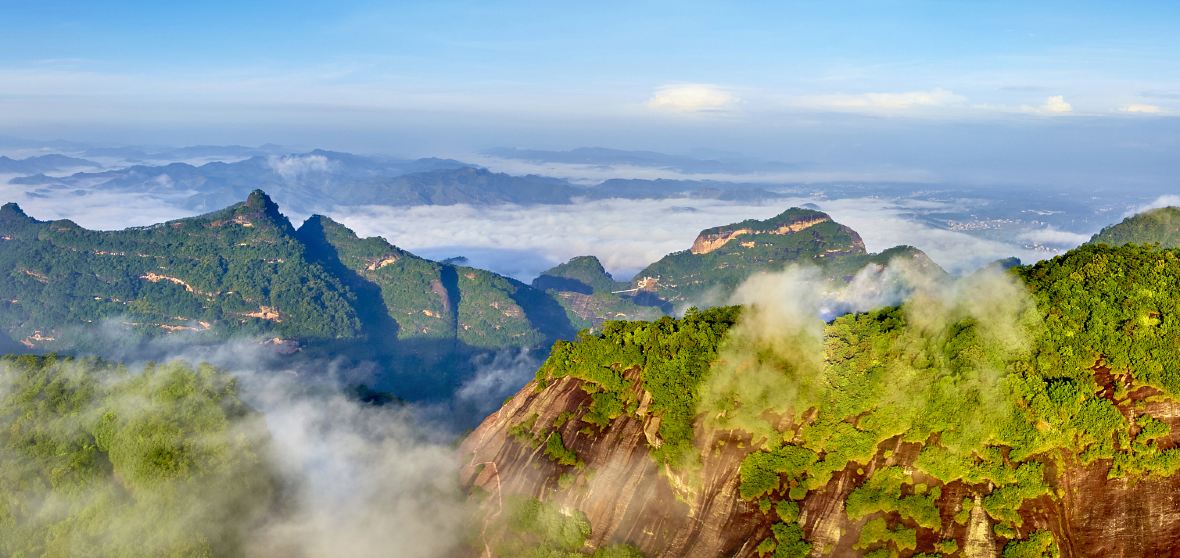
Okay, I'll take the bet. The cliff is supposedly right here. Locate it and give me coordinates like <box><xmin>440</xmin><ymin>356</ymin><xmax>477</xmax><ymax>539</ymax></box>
<box><xmin>462</xmin><ymin>243</ymin><xmax>1180</xmax><ymax>557</ymax></box>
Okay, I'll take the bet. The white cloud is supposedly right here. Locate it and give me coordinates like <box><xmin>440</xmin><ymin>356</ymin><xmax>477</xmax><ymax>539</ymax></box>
<box><xmin>268</xmin><ymin>154</ymin><xmax>332</xmax><ymax>180</ymax></box>
<box><xmin>1022</xmin><ymin>95</ymin><xmax>1073</xmax><ymax>115</ymax></box>
<box><xmin>0</xmin><ymin>174</ymin><xmax>196</xmax><ymax>230</ymax></box>
<box><xmin>328</xmin><ymin>195</ymin><xmax>1054</xmax><ymax>282</ymax></box>
<box><xmin>1131</xmin><ymin>195</ymin><xmax>1180</xmax><ymax>215</ymax></box>
<box><xmin>1017</xmin><ymin>226</ymin><xmax>1091</xmax><ymax>246</ymax></box>
<box><xmin>795</xmin><ymin>88</ymin><xmax>966</xmax><ymax>112</ymax></box>
<box><xmin>646</xmin><ymin>84</ymin><xmax>738</xmax><ymax>113</ymax></box>
<box><xmin>1120</xmin><ymin>103</ymin><xmax>1162</xmax><ymax>114</ymax></box>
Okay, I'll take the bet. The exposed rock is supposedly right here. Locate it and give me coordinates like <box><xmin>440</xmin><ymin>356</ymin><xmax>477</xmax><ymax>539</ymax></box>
<box><xmin>462</xmin><ymin>361</ymin><xmax>1180</xmax><ymax>558</ymax></box>
<box><xmin>690</xmin><ymin>217</ymin><xmax>830</xmax><ymax>255</ymax></box>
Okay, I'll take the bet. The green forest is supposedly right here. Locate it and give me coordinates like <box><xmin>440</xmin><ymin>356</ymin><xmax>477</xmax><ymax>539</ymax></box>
<box><xmin>523</xmin><ymin>240</ymin><xmax>1180</xmax><ymax>557</ymax></box>
<box><xmin>0</xmin><ymin>355</ymin><xmax>277</xmax><ymax>557</ymax></box>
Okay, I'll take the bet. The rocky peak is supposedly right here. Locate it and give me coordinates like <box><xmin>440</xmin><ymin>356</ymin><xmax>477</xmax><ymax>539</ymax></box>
<box><xmin>1</xmin><ymin>202</ymin><xmax>29</xmax><ymax>220</ymax></box>
<box><xmin>689</xmin><ymin>208</ymin><xmax>837</xmax><ymax>255</ymax></box>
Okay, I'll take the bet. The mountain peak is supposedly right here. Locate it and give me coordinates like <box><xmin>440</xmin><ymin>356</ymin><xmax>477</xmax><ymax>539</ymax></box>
<box><xmin>534</xmin><ymin>255</ymin><xmax>620</xmax><ymax>294</ymax></box>
<box><xmin>1</xmin><ymin>202</ymin><xmax>26</xmax><ymax>217</ymax></box>
<box><xmin>690</xmin><ymin>207</ymin><xmax>836</xmax><ymax>255</ymax></box>
<box><xmin>245</xmin><ymin>189</ymin><xmax>276</xmax><ymax>210</ymax></box>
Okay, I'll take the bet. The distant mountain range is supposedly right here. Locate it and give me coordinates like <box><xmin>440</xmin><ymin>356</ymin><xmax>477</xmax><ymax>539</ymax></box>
<box><xmin>0</xmin><ymin>154</ymin><xmax>100</xmax><ymax>174</ymax></box>
<box><xmin>9</xmin><ymin>149</ymin><xmax>790</xmax><ymax>213</ymax></box>
<box><xmin>484</xmin><ymin>146</ymin><xmax>803</xmax><ymax>175</ymax></box>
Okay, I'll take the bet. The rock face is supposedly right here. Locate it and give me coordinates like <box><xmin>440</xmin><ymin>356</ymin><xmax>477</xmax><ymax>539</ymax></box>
<box><xmin>461</xmin><ymin>331</ymin><xmax>1180</xmax><ymax>557</ymax></box>
<box><xmin>463</xmin><ymin>371</ymin><xmax>1180</xmax><ymax>557</ymax></box>
<box><xmin>460</xmin><ymin>371</ymin><xmax>766</xmax><ymax>558</ymax></box>
<box><xmin>689</xmin><ymin>216</ymin><xmax>834</xmax><ymax>255</ymax></box>
<box><xmin>632</xmin><ymin>208</ymin><xmax>893</xmax><ymax>307</ymax></box>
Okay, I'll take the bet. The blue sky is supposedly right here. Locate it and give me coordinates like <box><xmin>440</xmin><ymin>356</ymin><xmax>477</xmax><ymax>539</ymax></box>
<box><xmin>1</xmin><ymin>0</ymin><xmax>1178</xmax><ymax>185</ymax></box>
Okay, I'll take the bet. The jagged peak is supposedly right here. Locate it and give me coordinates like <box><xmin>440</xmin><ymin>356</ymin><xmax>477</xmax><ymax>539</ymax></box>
<box><xmin>1</xmin><ymin>202</ymin><xmax>28</xmax><ymax>218</ymax></box>
<box><xmin>244</xmin><ymin>189</ymin><xmax>276</xmax><ymax>210</ymax></box>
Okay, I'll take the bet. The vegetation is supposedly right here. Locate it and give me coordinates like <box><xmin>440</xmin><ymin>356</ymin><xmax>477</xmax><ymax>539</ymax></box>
<box><xmin>0</xmin><ymin>354</ymin><xmax>276</xmax><ymax>557</ymax></box>
<box><xmin>1089</xmin><ymin>206</ymin><xmax>1180</xmax><ymax>248</ymax></box>
<box><xmin>634</xmin><ymin>208</ymin><xmax>872</xmax><ymax>306</ymax></box>
<box><xmin>0</xmin><ymin>191</ymin><xmax>573</xmax><ymax>374</ymax></box>
<box><xmin>489</xmin><ymin>496</ymin><xmax>645</xmax><ymax>558</ymax></box>
<box><xmin>1002</xmin><ymin>530</ymin><xmax>1060</xmax><ymax>558</ymax></box>
<box><xmin>527</xmin><ymin>237</ymin><xmax>1180</xmax><ymax>556</ymax></box>
<box><xmin>537</xmin><ymin>306</ymin><xmax>741</xmax><ymax>465</ymax></box>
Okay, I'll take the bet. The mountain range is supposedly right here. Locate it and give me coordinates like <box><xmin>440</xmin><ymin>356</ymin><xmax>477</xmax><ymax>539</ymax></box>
<box><xmin>0</xmin><ymin>191</ymin><xmax>935</xmax><ymax>401</ymax></box>
<box><xmin>9</xmin><ymin>149</ymin><xmax>790</xmax><ymax>213</ymax></box>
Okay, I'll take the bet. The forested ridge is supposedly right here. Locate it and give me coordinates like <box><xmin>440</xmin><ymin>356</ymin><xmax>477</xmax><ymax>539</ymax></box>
<box><xmin>489</xmin><ymin>241</ymin><xmax>1180</xmax><ymax>557</ymax></box>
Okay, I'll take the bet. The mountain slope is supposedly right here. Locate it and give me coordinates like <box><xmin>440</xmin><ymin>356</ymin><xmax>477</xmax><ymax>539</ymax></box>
<box><xmin>298</xmin><ymin>214</ymin><xmax>574</xmax><ymax>352</ymax></box>
<box><xmin>463</xmin><ymin>242</ymin><xmax>1180</xmax><ymax>557</ymax></box>
<box><xmin>1089</xmin><ymin>206</ymin><xmax>1180</xmax><ymax>248</ymax></box>
<box><xmin>0</xmin><ymin>191</ymin><xmax>571</xmax><ymax>397</ymax></box>
<box><xmin>532</xmin><ymin>256</ymin><xmax>666</xmax><ymax>329</ymax></box>
<box><xmin>0</xmin><ymin>190</ymin><xmax>362</xmax><ymax>348</ymax></box>
<box><xmin>632</xmin><ymin>208</ymin><xmax>939</xmax><ymax>308</ymax></box>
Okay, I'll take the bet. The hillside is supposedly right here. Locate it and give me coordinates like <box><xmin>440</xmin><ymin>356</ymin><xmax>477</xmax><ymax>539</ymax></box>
<box><xmin>532</xmin><ymin>256</ymin><xmax>666</xmax><ymax>330</ymax></box>
<box><xmin>0</xmin><ymin>355</ymin><xmax>277</xmax><ymax>556</ymax></box>
<box><xmin>462</xmin><ymin>242</ymin><xmax>1180</xmax><ymax>557</ymax></box>
<box><xmin>631</xmin><ymin>208</ymin><xmax>940</xmax><ymax>308</ymax></box>
<box><xmin>0</xmin><ymin>190</ymin><xmax>572</xmax><ymax>397</ymax></box>
<box><xmin>1089</xmin><ymin>206</ymin><xmax>1180</xmax><ymax>248</ymax></box>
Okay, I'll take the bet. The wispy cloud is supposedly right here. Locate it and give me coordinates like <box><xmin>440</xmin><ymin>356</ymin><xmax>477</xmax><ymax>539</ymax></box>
<box><xmin>793</xmin><ymin>88</ymin><xmax>966</xmax><ymax>112</ymax></box>
<box><xmin>646</xmin><ymin>84</ymin><xmax>739</xmax><ymax>113</ymax></box>
<box><xmin>268</xmin><ymin>154</ymin><xmax>333</xmax><ymax>180</ymax></box>
<box><xmin>1119</xmin><ymin>103</ymin><xmax>1163</xmax><ymax>114</ymax></box>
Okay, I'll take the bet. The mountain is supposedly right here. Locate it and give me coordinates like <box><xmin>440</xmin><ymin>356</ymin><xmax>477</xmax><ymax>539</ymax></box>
<box><xmin>0</xmin><ymin>154</ymin><xmax>100</xmax><ymax>174</ymax></box>
<box><xmin>0</xmin><ymin>190</ymin><xmax>573</xmax><ymax>398</ymax></box>
<box><xmin>462</xmin><ymin>242</ymin><xmax>1180</xmax><ymax>557</ymax></box>
<box><xmin>375</xmin><ymin>166</ymin><xmax>577</xmax><ymax>205</ymax></box>
<box><xmin>587</xmin><ymin>178</ymin><xmax>789</xmax><ymax>202</ymax></box>
<box><xmin>532</xmin><ymin>256</ymin><xmax>665</xmax><ymax>329</ymax></box>
<box><xmin>11</xmin><ymin>150</ymin><xmax>796</xmax><ymax>211</ymax></box>
<box><xmin>10</xmin><ymin>151</ymin><xmax>485</xmax><ymax>212</ymax></box>
<box><xmin>484</xmin><ymin>146</ymin><xmax>801</xmax><ymax>174</ymax></box>
<box><xmin>1089</xmin><ymin>206</ymin><xmax>1180</xmax><ymax>248</ymax></box>
<box><xmin>631</xmin><ymin>208</ymin><xmax>941</xmax><ymax>308</ymax></box>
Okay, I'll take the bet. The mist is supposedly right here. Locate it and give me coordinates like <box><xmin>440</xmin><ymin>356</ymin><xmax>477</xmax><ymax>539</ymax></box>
<box><xmin>0</xmin><ymin>334</ymin><xmax>484</xmax><ymax>558</ymax></box>
<box><xmin>698</xmin><ymin>255</ymin><xmax>1038</xmax><ymax>444</ymax></box>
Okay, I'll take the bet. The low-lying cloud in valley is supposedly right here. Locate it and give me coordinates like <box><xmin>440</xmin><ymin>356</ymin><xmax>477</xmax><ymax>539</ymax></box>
<box><xmin>330</xmin><ymin>195</ymin><xmax>1064</xmax><ymax>281</ymax></box>
<box><xmin>59</xmin><ymin>335</ymin><xmax>474</xmax><ymax>558</ymax></box>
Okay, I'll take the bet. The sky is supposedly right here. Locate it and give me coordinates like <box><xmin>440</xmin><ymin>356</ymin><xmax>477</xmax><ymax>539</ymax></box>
<box><xmin>1</xmin><ymin>1</ymin><xmax>1179</xmax><ymax>186</ymax></box>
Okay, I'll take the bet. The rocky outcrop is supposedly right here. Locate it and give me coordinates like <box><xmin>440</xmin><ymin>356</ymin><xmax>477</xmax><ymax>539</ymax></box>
<box><xmin>689</xmin><ymin>217</ymin><xmax>831</xmax><ymax>255</ymax></box>
<box><xmin>462</xmin><ymin>365</ymin><xmax>1180</xmax><ymax>558</ymax></box>
<box><xmin>461</xmin><ymin>371</ymin><xmax>765</xmax><ymax>558</ymax></box>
